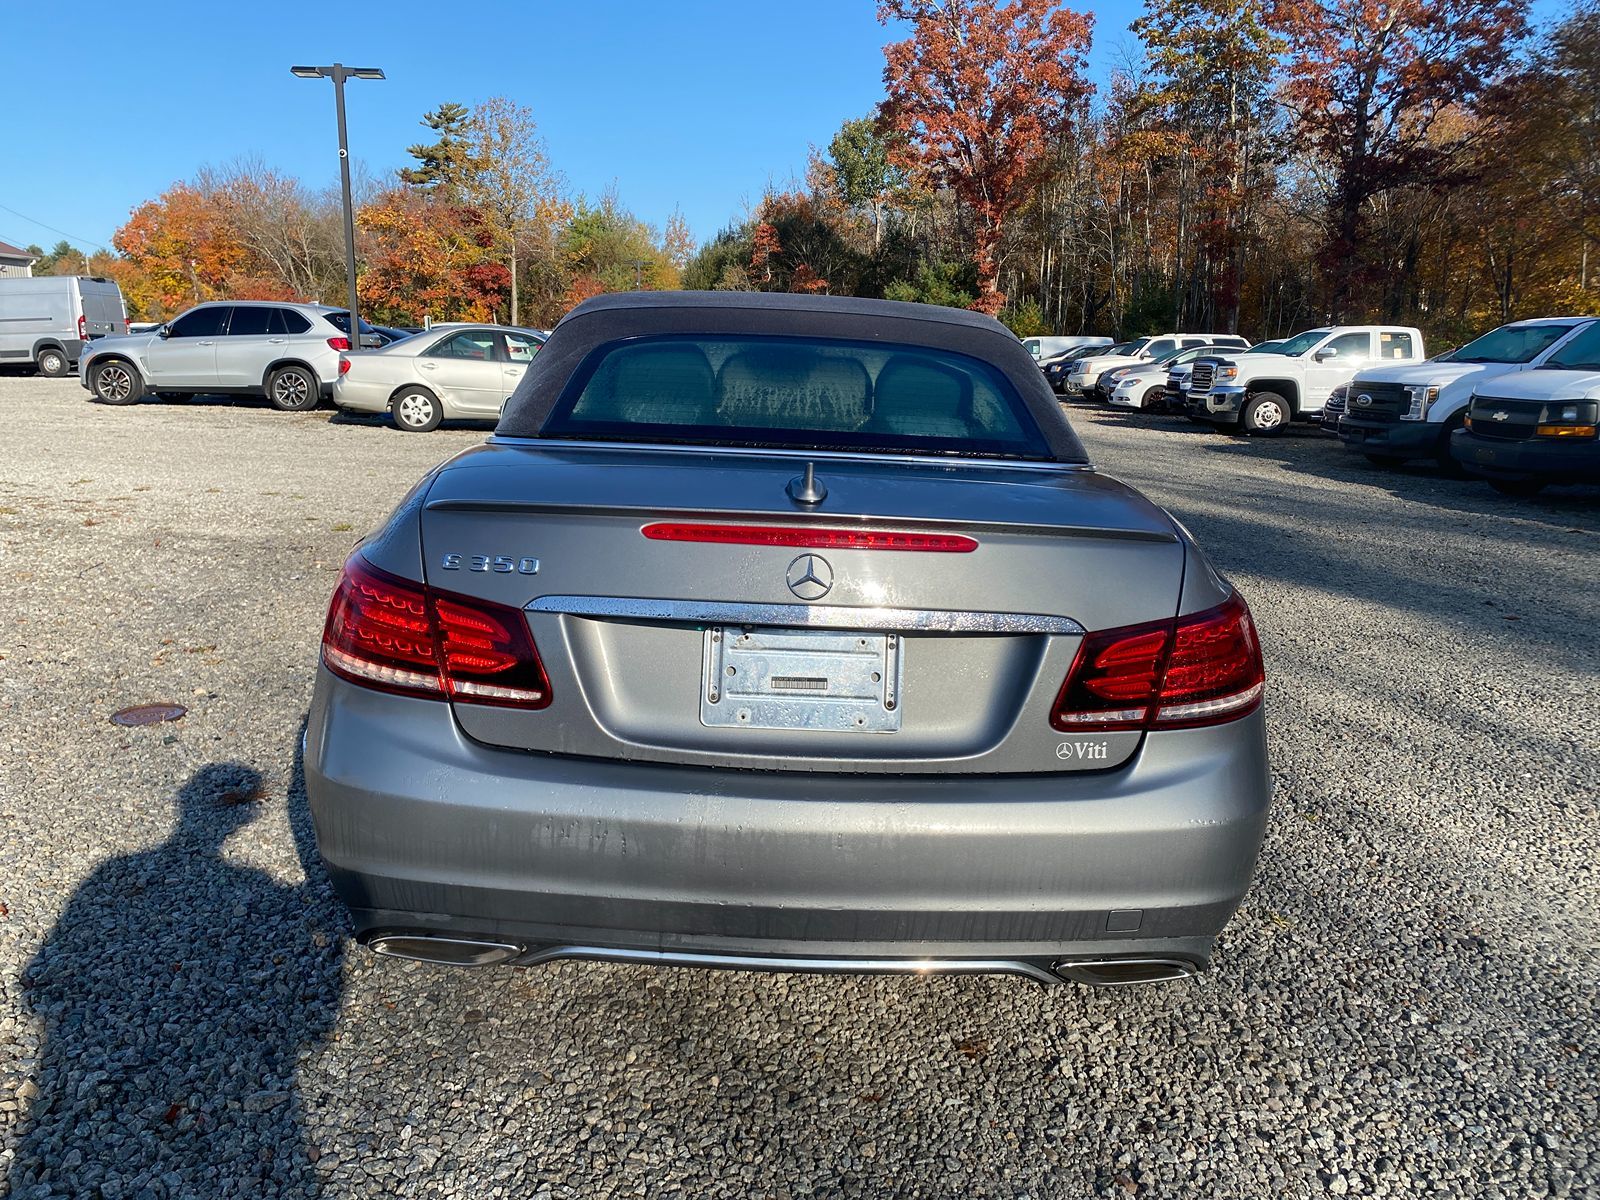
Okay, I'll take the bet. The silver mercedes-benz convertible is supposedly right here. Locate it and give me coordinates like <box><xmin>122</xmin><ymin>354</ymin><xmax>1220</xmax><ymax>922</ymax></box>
<box><xmin>305</xmin><ymin>292</ymin><xmax>1270</xmax><ymax>987</ymax></box>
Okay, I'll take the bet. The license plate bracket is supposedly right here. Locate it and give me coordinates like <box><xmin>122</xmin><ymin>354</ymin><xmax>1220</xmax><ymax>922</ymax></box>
<box><xmin>700</xmin><ymin>626</ymin><xmax>902</xmax><ymax>733</ymax></box>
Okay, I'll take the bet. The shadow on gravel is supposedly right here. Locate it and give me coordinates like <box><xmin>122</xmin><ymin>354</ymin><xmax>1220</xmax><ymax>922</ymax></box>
<box><xmin>7</xmin><ymin>762</ymin><xmax>345</xmax><ymax>1200</ymax></box>
<box><xmin>326</xmin><ymin>410</ymin><xmax>496</xmax><ymax>434</ymax></box>
<box><xmin>1155</xmin><ymin>416</ymin><xmax>1600</xmax><ymax>523</ymax></box>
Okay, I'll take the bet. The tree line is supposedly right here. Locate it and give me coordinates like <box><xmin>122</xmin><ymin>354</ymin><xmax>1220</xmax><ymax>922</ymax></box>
<box><xmin>689</xmin><ymin>0</ymin><xmax>1598</xmax><ymax>345</ymax></box>
<box><xmin>30</xmin><ymin>0</ymin><xmax>1598</xmax><ymax>345</ymax></box>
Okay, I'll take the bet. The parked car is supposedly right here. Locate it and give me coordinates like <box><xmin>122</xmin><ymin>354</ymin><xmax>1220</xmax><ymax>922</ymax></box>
<box><xmin>0</xmin><ymin>276</ymin><xmax>127</xmax><ymax>376</ymax></box>
<box><xmin>1065</xmin><ymin>333</ymin><xmax>1252</xmax><ymax>396</ymax></box>
<box><xmin>1188</xmin><ymin>325</ymin><xmax>1426</xmax><ymax>433</ymax></box>
<box><xmin>333</xmin><ymin>323</ymin><xmax>546</xmax><ymax>431</ymax></box>
<box><xmin>1046</xmin><ymin>342</ymin><xmax>1128</xmax><ymax>393</ymax></box>
<box><xmin>79</xmin><ymin>300</ymin><xmax>356</xmax><ymax>409</ymax></box>
<box><xmin>321</xmin><ymin>311</ymin><xmax>388</xmax><ymax>349</ymax></box>
<box><xmin>1336</xmin><ymin>317</ymin><xmax>1597</xmax><ymax>470</ymax></box>
<box><xmin>1165</xmin><ymin>339</ymin><xmax>1286</xmax><ymax>411</ymax></box>
<box><xmin>1321</xmin><ymin>385</ymin><xmax>1349</xmax><ymax>435</ymax></box>
<box><xmin>305</xmin><ymin>291</ymin><xmax>1271</xmax><ymax>988</ymax></box>
<box><xmin>1105</xmin><ymin>343</ymin><xmax>1254</xmax><ymax>410</ymax></box>
<box><xmin>1023</xmin><ymin>335</ymin><xmax>1113</xmax><ymax>364</ymax></box>
<box><xmin>1450</xmin><ymin>320</ymin><xmax>1600</xmax><ymax>495</ymax></box>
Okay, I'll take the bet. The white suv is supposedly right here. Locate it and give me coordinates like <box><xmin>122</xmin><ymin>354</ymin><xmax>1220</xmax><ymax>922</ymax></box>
<box><xmin>79</xmin><ymin>301</ymin><xmax>356</xmax><ymax>410</ymax></box>
<box><xmin>1066</xmin><ymin>333</ymin><xmax>1251</xmax><ymax>397</ymax></box>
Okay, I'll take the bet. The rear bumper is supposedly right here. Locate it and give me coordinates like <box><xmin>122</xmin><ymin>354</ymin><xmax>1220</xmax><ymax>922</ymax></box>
<box><xmin>1450</xmin><ymin>430</ymin><xmax>1600</xmax><ymax>482</ymax></box>
<box><xmin>305</xmin><ymin>669</ymin><xmax>1273</xmax><ymax>978</ymax></box>
<box><xmin>332</xmin><ymin>377</ymin><xmax>392</xmax><ymax>413</ymax></box>
<box><xmin>1338</xmin><ymin>419</ymin><xmax>1440</xmax><ymax>457</ymax></box>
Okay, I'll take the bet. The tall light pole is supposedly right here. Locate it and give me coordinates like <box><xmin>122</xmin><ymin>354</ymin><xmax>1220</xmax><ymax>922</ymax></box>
<box><xmin>291</xmin><ymin>63</ymin><xmax>383</xmax><ymax>345</ymax></box>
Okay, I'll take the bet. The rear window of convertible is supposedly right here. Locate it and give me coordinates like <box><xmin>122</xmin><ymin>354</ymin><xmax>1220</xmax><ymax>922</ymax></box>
<box><xmin>542</xmin><ymin>334</ymin><xmax>1050</xmax><ymax>459</ymax></box>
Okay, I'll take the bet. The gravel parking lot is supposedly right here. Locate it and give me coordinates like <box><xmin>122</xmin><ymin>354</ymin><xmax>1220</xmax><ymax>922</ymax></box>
<box><xmin>1</xmin><ymin>375</ymin><xmax>1596</xmax><ymax>1199</ymax></box>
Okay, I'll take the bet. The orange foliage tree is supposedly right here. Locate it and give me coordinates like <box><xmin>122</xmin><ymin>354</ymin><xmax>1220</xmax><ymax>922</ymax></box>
<box><xmin>112</xmin><ymin>184</ymin><xmax>247</xmax><ymax>313</ymax></box>
<box><xmin>878</xmin><ymin>0</ymin><xmax>1095</xmax><ymax>314</ymax></box>
<box><xmin>1273</xmin><ymin>0</ymin><xmax>1531</xmax><ymax>315</ymax></box>
<box><xmin>356</xmin><ymin>189</ymin><xmax>511</xmax><ymax>324</ymax></box>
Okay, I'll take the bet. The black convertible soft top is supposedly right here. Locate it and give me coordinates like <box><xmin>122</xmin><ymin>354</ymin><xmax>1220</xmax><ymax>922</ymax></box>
<box><xmin>495</xmin><ymin>291</ymin><xmax>1089</xmax><ymax>464</ymax></box>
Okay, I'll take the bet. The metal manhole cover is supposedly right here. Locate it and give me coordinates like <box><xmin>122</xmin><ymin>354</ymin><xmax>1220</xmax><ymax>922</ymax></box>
<box><xmin>110</xmin><ymin>703</ymin><xmax>188</xmax><ymax>727</ymax></box>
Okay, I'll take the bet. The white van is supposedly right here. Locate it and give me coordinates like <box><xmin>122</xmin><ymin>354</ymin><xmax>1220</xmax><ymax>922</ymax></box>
<box><xmin>0</xmin><ymin>276</ymin><xmax>128</xmax><ymax>376</ymax></box>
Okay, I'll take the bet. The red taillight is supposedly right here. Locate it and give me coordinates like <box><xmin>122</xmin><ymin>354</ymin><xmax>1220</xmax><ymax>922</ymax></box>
<box><xmin>321</xmin><ymin>557</ymin><xmax>551</xmax><ymax>709</ymax></box>
<box><xmin>641</xmin><ymin>522</ymin><xmax>978</xmax><ymax>552</ymax></box>
<box><xmin>338</xmin><ymin>355</ymin><xmax>351</xmax><ymax>375</ymax></box>
<box><xmin>328</xmin><ymin>336</ymin><xmax>351</xmax><ymax>351</ymax></box>
<box><xmin>78</xmin><ymin>314</ymin><xmax>88</xmax><ymax>340</ymax></box>
<box><xmin>1052</xmin><ymin>593</ymin><xmax>1264</xmax><ymax>732</ymax></box>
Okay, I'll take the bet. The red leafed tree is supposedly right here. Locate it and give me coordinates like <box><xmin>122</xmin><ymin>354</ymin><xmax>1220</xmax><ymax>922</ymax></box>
<box><xmin>748</xmin><ymin>222</ymin><xmax>782</xmax><ymax>286</ymax></box>
<box><xmin>1274</xmin><ymin>0</ymin><xmax>1530</xmax><ymax>316</ymax></box>
<box><xmin>788</xmin><ymin>263</ymin><xmax>830</xmax><ymax>293</ymax></box>
<box><xmin>878</xmin><ymin>0</ymin><xmax>1094</xmax><ymax>314</ymax></box>
<box><xmin>563</xmin><ymin>273</ymin><xmax>607</xmax><ymax>311</ymax></box>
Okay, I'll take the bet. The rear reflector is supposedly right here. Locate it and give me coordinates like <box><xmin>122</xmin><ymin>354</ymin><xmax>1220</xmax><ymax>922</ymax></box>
<box><xmin>642</xmin><ymin>523</ymin><xmax>978</xmax><ymax>552</ymax></box>
<box><xmin>1052</xmin><ymin>592</ymin><xmax>1264</xmax><ymax>732</ymax></box>
<box><xmin>322</xmin><ymin>556</ymin><xmax>551</xmax><ymax>708</ymax></box>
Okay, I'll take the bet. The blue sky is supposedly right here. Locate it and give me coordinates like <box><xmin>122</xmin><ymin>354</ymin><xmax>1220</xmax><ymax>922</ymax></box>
<box><xmin>2</xmin><ymin>0</ymin><xmax>1153</xmax><ymax>255</ymax></box>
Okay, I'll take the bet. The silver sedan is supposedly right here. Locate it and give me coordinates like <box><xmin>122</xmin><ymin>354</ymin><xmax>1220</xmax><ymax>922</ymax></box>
<box><xmin>332</xmin><ymin>324</ymin><xmax>545</xmax><ymax>431</ymax></box>
<box><xmin>305</xmin><ymin>292</ymin><xmax>1272</xmax><ymax>989</ymax></box>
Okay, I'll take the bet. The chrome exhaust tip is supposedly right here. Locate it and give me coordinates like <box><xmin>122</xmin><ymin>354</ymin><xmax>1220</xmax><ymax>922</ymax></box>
<box><xmin>1053</xmin><ymin>957</ymin><xmax>1199</xmax><ymax>986</ymax></box>
<box><xmin>368</xmin><ymin>934</ymin><xmax>524</xmax><ymax>967</ymax></box>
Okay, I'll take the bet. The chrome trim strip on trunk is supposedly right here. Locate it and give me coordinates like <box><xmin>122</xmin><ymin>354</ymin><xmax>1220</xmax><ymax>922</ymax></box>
<box><xmin>516</xmin><ymin>944</ymin><xmax>1067</xmax><ymax>985</ymax></box>
<box><xmin>526</xmin><ymin>595</ymin><xmax>1085</xmax><ymax>635</ymax></box>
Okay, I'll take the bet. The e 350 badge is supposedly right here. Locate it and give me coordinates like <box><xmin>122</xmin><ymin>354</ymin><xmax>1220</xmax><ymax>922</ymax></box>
<box><xmin>439</xmin><ymin>553</ymin><xmax>540</xmax><ymax>575</ymax></box>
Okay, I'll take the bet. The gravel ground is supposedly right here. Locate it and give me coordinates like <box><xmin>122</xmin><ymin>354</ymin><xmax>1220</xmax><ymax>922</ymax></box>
<box><xmin>1</xmin><ymin>375</ymin><xmax>1596</xmax><ymax>1199</ymax></box>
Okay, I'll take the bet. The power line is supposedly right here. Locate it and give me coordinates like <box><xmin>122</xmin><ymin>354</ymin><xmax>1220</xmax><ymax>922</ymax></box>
<box><xmin>0</xmin><ymin>202</ymin><xmax>110</xmax><ymax>252</ymax></box>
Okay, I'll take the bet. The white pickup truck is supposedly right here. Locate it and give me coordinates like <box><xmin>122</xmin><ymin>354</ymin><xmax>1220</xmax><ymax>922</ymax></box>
<box><xmin>1066</xmin><ymin>332</ymin><xmax>1250</xmax><ymax>397</ymax></box>
<box><xmin>1335</xmin><ymin>317</ymin><xmax>1597</xmax><ymax>470</ymax></box>
<box><xmin>1188</xmin><ymin>325</ymin><xmax>1426</xmax><ymax>434</ymax></box>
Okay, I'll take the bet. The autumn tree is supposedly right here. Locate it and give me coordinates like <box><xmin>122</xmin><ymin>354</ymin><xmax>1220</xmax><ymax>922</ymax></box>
<box><xmin>1490</xmin><ymin>0</ymin><xmax>1600</xmax><ymax>283</ymax></box>
<box><xmin>1127</xmin><ymin>0</ymin><xmax>1285</xmax><ymax>330</ymax></box>
<box><xmin>877</xmin><ymin>0</ymin><xmax>1095</xmax><ymax>313</ymax></box>
<box><xmin>201</xmin><ymin>162</ymin><xmax>345</xmax><ymax>301</ymax></box>
<box><xmin>559</xmin><ymin>191</ymin><xmax>680</xmax><ymax>298</ymax></box>
<box><xmin>357</xmin><ymin>188</ymin><xmax>510</xmax><ymax>323</ymax></box>
<box><xmin>463</xmin><ymin>97</ymin><xmax>570</xmax><ymax>325</ymax></box>
<box><xmin>113</xmin><ymin>182</ymin><xmax>247</xmax><ymax>310</ymax></box>
<box><xmin>1274</xmin><ymin>0</ymin><xmax>1531</xmax><ymax>317</ymax></box>
<box><xmin>663</xmin><ymin>207</ymin><xmax>697</xmax><ymax>272</ymax></box>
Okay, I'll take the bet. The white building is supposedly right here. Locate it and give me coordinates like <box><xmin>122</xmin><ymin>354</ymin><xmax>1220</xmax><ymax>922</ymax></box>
<box><xmin>0</xmin><ymin>240</ymin><xmax>37</xmax><ymax>278</ymax></box>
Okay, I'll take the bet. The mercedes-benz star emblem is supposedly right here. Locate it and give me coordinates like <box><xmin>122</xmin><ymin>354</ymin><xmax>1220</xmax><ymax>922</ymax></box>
<box><xmin>786</xmin><ymin>554</ymin><xmax>833</xmax><ymax>601</ymax></box>
<box><xmin>1355</xmin><ymin>393</ymin><xmax>1372</xmax><ymax>407</ymax></box>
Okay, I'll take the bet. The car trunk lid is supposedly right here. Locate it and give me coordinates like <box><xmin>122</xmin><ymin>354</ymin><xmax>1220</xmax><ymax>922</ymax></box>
<box><xmin>415</xmin><ymin>441</ymin><xmax>1187</xmax><ymax>774</ymax></box>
